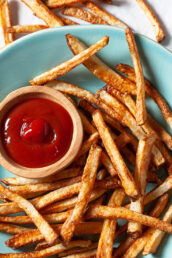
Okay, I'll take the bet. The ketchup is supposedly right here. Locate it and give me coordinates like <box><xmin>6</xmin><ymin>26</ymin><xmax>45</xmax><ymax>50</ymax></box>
<box><xmin>1</xmin><ymin>98</ymin><xmax>73</xmax><ymax>168</ymax></box>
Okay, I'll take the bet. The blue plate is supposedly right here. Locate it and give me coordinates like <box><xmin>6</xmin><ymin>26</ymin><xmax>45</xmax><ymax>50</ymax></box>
<box><xmin>0</xmin><ymin>25</ymin><xmax>172</xmax><ymax>257</ymax></box>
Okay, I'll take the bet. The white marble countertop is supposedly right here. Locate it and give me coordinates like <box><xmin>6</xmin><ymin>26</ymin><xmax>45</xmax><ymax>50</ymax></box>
<box><xmin>1</xmin><ymin>0</ymin><xmax>172</xmax><ymax>52</ymax></box>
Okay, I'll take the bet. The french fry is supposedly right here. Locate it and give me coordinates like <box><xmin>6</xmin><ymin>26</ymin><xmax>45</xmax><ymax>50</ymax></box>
<box><xmin>78</xmin><ymin>110</ymin><xmax>97</xmax><ymax>134</ymax></box>
<box><xmin>135</xmin><ymin>0</ymin><xmax>165</xmax><ymax>42</ymax></box>
<box><xmin>86</xmin><ymin>205</ymin><xmax>172</xmax><ymax>234</ymax></box>
<box><xmin>61</xmin><ymin>17</ymin><xmax>79</xmax><ymax>26</ymax></box>
<box><xmin>35</xmin><ymin>239</ymin><xmax>60</xmax><ymax>251</ymax></box>
<box><xmin>63</xmin><ymin>249</ymin><xmax>97</xmax><ymax>258</ymax></box>
<box><xmin>147</xmin><ymin>170</ymin><xmax>162</xmax><ymax>184</ymax></box>
<box><xmin>77</xmin><ymin>132</ymin><xmax>99</xmax><ymax>158</ymax></box>
<box><xmin>45</xmin><ymin>0</ymin><xmax>88</xmax><ymax>8</ymax></box>
<box><xmin>143</xmin><ymin>205</ymin><xmax>172</xmax><ymax>255</ymax></box>
<box><xmin>0</xmin><ymin>223</ymin><xmax>29</xmax><ymax>234</ymax></box>
<box><xmin>96</xmin><ymin>168</ymin><xmax>106</xmax><ymax>180</ymax></box>
<box><xmin>93</xmin><ymin>109</ymin><xmax>138</xmax><ymax>197</ymax></box>
<box><xmin>121</xmin><ymin>146</ymin><xmax>136</xmax><ymax>167</ymax></box>
<box><xmin>30</xmin><ymin>35</ymin><xmax>109</xmax><ymax>85</ymax></box>
<box><xmin>7</xmin><ymin>24</ymin><xmax>48</xmax><ymax>33</ymax></box>
<box><xmin>61</xmin><ymin>145</ymin><xmax>102</xmax><ymax>242</ymax></box>
<box><xmin>98</xmin><ymin>90</ymin><xmax>165</xmax><ymax>168</ymax></box>
<box><xmin>0</xmin><ymin>0</ymin><xmax>14</xmax><ymax>45</ymax></box>
<box><xmin>6</xmin><ymin>223</ymin><xmax>101</xmax><ymax>249</ymax></box>
<box><xmin>113</xmin><ymin>193</ymin><xmax>169</xmax><ymax>257</ymax></box>
<box><xmin>116</xmin><ymin>63</ymin><xmax>172</xmax><ymax>134</ymax></box>
<box><xmin>1</xmin><ymin>167</ymin><xmax>82</xmax><ymax>186</ymax></box>
<box><xmin>97</xmin><ymin>189</ymin><xmax>125</xmax><ymax>257</ymax></box>
<box><xmin>0</xmin><ymin>183</ymin><xmax>58</xmax><ymax>245</ymax></box>
<box><xmin>21</xmin><ymin>0</ymin><xmax>64</xmax><ymax>27</ymax></box>
<box><xmin>62</xmin><ymin>7</ymin><xmax>108</xmax><ymax>25</ymax></box>
<box><xmin>8</xmin><ymin>176</ymin><xmax>81</xmax><ymax>195</ymax></box>
<box><xmin>3</xmin><ymin>240</ymin><xmax>92</xmax><ymax>257</ymax></box>
<box><xmin>66</xmin><ymin>33</ymin><xmax>136</xmax><ymax>94</ymax></box>
<box><xmin>85</xmin><ymin>1</ymin><xmax>127</xmax><ymax>29</ymax></box>
<box><xmin>125</xmin><ymin>27</ymin><xmax>147</xmax><ymax>125</ymax></box>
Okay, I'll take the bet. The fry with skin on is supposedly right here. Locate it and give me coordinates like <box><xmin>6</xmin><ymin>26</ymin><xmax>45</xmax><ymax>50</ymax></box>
<box><xmin>7</xmin><ymin>24</ymin><xmax>48</xmax><ymax>33</ymax></box>
<box><xmin>92</xmin><ymin>109</ymin><xmax>138</xmax><ymax>197</ymax></box>
<box><xmin>66</xmin><ymin>33</ymin><xmax>136</xmax><ymax>94</ymax></box>
<box><xmin>0</xmin><ymin>0</ymin><xmax>14</xmax><ymax>45</ymax></box>
<box><xmin>30</xmin><ymin>35</ymin><xmax>109</xmax><ymax>85</ymax></box>
<box><xmin>0</xmin><ymin>223</ymin><xmax>29</xmax><ymax>234</ymax></box>
<box><xmin>113</xmin><ymin>193</ymin><xmax>169</xmax><ymax>257</ymax></box>
<box><xmin>116</xmin><ymin>63</ymin><xmax>172</xmax><ymax>135</ymax></box>
<box><xmin>85</xmin><ymin>1</ymin><xmax>127</xmax><ymax>29</ymax></box>
<box><xmin>45</xmin><ymin>0</ymin><xmax>88</xmax><ymax>8</ymax></box>
<box><xmin>21</xmin><ymin>0</ymin><xmax>64</xmax><ymax>27</ymax></box>
<box><xmin>61</xmin><ymin>145</ymin><xmax>102</xmax><ymax>243</ymax></box>
<box><xmin>125</xmin><ymin>27</ymin><xmax>147</xmax><ymax>125</ymax></box>
<box><xmin>0</xmin><ymin>183</ymin><xmax>58</xmax><ymax>245</ymax></box>
<box><xmin>135</xmin><ymin>0</ymin><xmax>165</xmax><ymax>42</ymax></box>
<box><xmin>62</xmin><ymin>7</ymin><xmax>108</xmax><ymax>25</ymax></box>
<box><xmin>143</xmin><ymin>205</ymin><xmax>172</xmax><ymax>255</ymax></box>
<box><xmin>97</xmin><ymin>189</ymin><xmax>125</xmax><ymax>258</ymax></box>
<box><xmin>2</xmin><ymin>240</ymin><xmax>92</xmax><ymax>258</ymax></box>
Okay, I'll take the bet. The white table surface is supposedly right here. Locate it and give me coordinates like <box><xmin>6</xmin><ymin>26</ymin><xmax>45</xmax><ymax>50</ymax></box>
<box><xmin>0</xmin><ymin>0</ymin><xmax>172</xmax><ymax>51</ymax></box>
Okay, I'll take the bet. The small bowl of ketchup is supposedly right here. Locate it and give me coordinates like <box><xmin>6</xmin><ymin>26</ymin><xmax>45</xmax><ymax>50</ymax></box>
<box><xmin>0</xmin><ymin>86</ymin><xmax>83</xmax><ymax>178</ymax></box>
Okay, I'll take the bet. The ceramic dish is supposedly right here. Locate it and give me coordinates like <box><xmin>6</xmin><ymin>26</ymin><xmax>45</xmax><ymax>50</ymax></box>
<box><xmin>0</xmin><ymin>25</ymin><xmax>172</xmax><ymax>256</ymax></box>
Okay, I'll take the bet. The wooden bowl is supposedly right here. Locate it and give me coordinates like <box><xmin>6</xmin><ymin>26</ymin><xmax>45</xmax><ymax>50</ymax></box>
<box><xmin>0</xmin><ymin>86</ymin><xmax>83</xmax><ymax>178</ymax></box>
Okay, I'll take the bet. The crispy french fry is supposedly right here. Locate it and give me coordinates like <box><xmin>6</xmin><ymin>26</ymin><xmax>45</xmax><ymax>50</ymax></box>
<box><xmin>96</xmin><ymin>168</ymin><xmax>106</xmax><ymax>180</ymax></box>
<box><xmin>78</xmin><ymin>110</ymin><xmax>97</xmax><ymax>134</ymax></box>
<box><xmin>30</xmin><ymin>35</ymin><xmax>109</xmax><ymax>85</ymax></box>
<box><xmin>63</xmin><ymin>249</ymin><xmax>97</xmax><ymax>258</ymax></box>
<box><xmin>143</xmin><ymin>205</ymin><xmax>172</xmax><ymax>255</ymax></box>
<box><xmin>61</xmin><ymin>145</ymin><xmax>102</xmax><ymax>242</ymax></box>
<box><xmin>7</xmin><ymin>24</ymin><xmax>48</xmax><ymax>33</ymax></box>
<box><xmin>0</xmin><ymin>223</ymin><xmax>29</xmax><ymax>234</ymax></box>
<box><xmin>3</xmin><ymin>240</ymin><xmax>92</xmax><ymax>257</ymax></box>
<box><xmin>1</xmin><ymin>167</ymin><xmax>82</xmax><ymax>186</ymax></box>
<box><xmin>0</xmin><ymin>0</ymin><xmax>14</xmax><ymax>45</ymax></box>
<box><xmin>97</xmin><ymin>189</ymin><xmax>125</xmax><ymax>257</ymax></box>
<box><xmin>6</xmin><ymin>223</ymin><xmax>101</xmax><ymax>249</ymax></box>
<box><xmin>86</xmin><ymin>205</ymin><xmax>172</xmax><ymax>234</ymax></box>
<box><xmin>125</xmin><ymin>27</ymin><xmax>147</xmax><ymax>125</ymax></box>
<box><xmin>8</xmin><ymin>176</ymin><xmax>81</xmax><ymax>195</ymax></box>
<box><xmin>61</xmin><ymin>17</ymin><xmax>79</xmax><ymax>25</ymax></box>
<box><xmin>66</xmin><ymin>33</ymin><xmax>136</xmax><ymax>94</ymax></box>
<box><xmin>85</xmin><ymin>1</ymin><xmax>127</xmax><ymax>29</ymax></box>
<box><xmin>113</xmin><ymin>193</ymin><xmax>168</xmax><ymax>257</ymax></box>
<box><xmin>93</xmin><ymin>109</ymin><xmax>138</xmax><ymax>197</ymax></box>
<box><xmin>116</xmin><ymin>63</ymin><xmax>172</xmax><ymax>134</ymax></box>
<box><xmin>0</xmin><ymin>183</ymin><xmax>58</xmax><ymax>245</ymax></box>
<box><xmin>45</xmin><ymin>0</ymin><xmax>88</xmax><ymax>8</ymax></box>
<box><xmin>35</xmin><ymin>239</ymin><xmax>60</xmax><ymax>251</ymax></box>
<box><xmin>62</xmin><ymin>7</ymin><xmax>108</xmax><ymax>25</ymax></box>
<box><xmin>135</xmin><ymin>0</ymin><xmax>165</xmax><ymax>42</ymax></box>
<box><xmin>21</xmin><ymin>0</ymin><xmax>64</xmax><ymax>27</ymax></box>
<box><xmin>77</xmin><ymin>133</ymin><xmax>99</xmax><ymax>158</ymax></box>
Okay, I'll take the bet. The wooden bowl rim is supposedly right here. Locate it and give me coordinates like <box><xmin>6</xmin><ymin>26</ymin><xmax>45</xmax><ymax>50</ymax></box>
<box><xmin>0</xmin><ymin>86</ymin><xmax>83</xmax><ymax>178</ymax></box>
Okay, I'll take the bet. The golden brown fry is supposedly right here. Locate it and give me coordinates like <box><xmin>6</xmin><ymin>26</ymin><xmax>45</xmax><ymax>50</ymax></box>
<box><xmin>7</xmin><ymin>24</ymin><xmax>48</xmax><ymax>33</ymax></box>
<box><xmin>3</xmin><ymin>240</ymin><xmax>92</xmax><ymax>257</ymax></box>
<box><xmin>1</xmin><ymin>167</ymin><xmax>82</xmax><ymax>186</ymax></box>
<box><xmin>93</xmin><ymin>109</ymin><xmax>138</xmax><ymax>197</ymax></box>
<box><xmin>61</xmin><ymin>17</ymin><xmax>79</xmax><ymax>25</ymax></box>
<box><xmin>66</xmin><ymin>33</ymin><xmax>136</xmax><ymax>94</ymax></box>
<box><xmin>85</xmin><ymin>1</ymin><xmax>127</xmax><ymax>29</ymax></box>
<box><xmin>116</xmin><ymin>63</ymin><xmax>172</xmax><ymax>134</ymax></box>
<box><xmin>45</xmin><ymin>0</ymin><xmax>87</xmax><ymax>8</ymax></box>
<box><xmin>77</xmin><ymin>132</ymin><xmax>99</xmax><ymax>158</ymax></box>
<box><xmin>143</xmin><ymin>205</ymin><xmax>172</xmax><ymax>255</ymax></box>
<box><xmin>96</xmin><ymin>168</ymin><xmax>106</xmax><ymax>180</ymax></box>
<box><xmin>0</xmin><ymin>0</ymin><xmax>14</xmax><ymax>45</ymax></box>
<box><xmin>62</xmin><ymin>7</ymin><xmax>108</xmax><ymax>25</ymax></box>
<box><xmin>8</xmin><ymin>176</ymin><xmax>81</xmax><ymax>195</ymax></box>
<box><xmin>30</xmin><ymin>35</ymin><xmax>109</xmax><ymax>85</ymax></box>
<box><xmin>58</xmin><ymin>242</ymin><xmax>98</xmax><ymax>257</ymax></box>
<box><xmin>0</xmin><ymin>223</ymin><xmax>29</xmax><ymax>234</ymax></box>
<box><xmin>78</xmin><ymin>110</ymin><xmax>97</xmax><ymax>134</ymax></box>
<box><xmin>21</xmin><ymin>0</ymin><xmax>64</xmax><ymax>27</ymax></box>
<box><xmin>0</xmin><ymin>183</ymin><xmax>58</xmax><ymax>245</ymax></box>
<box><xmin>97</xmin><ymin>189</ymin><xmax>125</xmax><ymax>258</ymax></box>
<box><xmin>125</xmin><ymin>27</ymin><xmax>147</xmax><ymax>125</ymax></box>
<box><xmin>61</xmin><ymin>145</ymin><xmax>102</xmax><ymax>242</ymax></box>
<box><xmin>86</xmin><ymin>205</ymin><xmax>172</xmax><ymax>234</ymax></box>
<box><xmin>135</xmin><ymin>0</ymin><xmax>165</xmax><ymax>42</ymax></box>
<box><xmin>63</xmin><ymin>249</ymin><xmax>97</xmax><ymax>258</ymax></box>
<box><xmin>6</xmin><ymin>223</ymin><xmax>100</xmax><ymax>249</ymax></box>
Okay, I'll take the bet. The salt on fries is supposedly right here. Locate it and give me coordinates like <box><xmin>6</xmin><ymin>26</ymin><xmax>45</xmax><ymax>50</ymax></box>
<box><xmin>125</xmin><ymin>27</ymin><xmax>147</xmax><ymax>125</ymax></box>
<box><xmin>7</xmin><ymin>24</ymin><xmax>48</xmax><ymax>33</ymax></box>
<box><xmin>30</xmin><ymin>35</ymin><xmax>109</xmax><ymax>85</ymax></box>
<box><xmin>0</xmin><ymin>0</ymin><xmax>13</xmax><ymax>45</ymax></box>
<box><xmin>135</xmin><ymin>0</ymin><xmax>165</xmax><ymax>42</ymax></box>
<box><xmin>21</xmin><ymin>0</ymin><xmax>64</xmax><ymax>27</ymax></box>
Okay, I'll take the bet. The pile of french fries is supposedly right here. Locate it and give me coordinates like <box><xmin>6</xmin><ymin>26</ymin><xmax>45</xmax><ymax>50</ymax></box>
<box><xmin>0</xmin><ymin>26</ymin><xmax>172</xmax><ymax>257</ymax></box>
<box><xmin>0</xmin><ymin>0</ymin><xmax>165</xmax><ymax>50</ymax></box>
